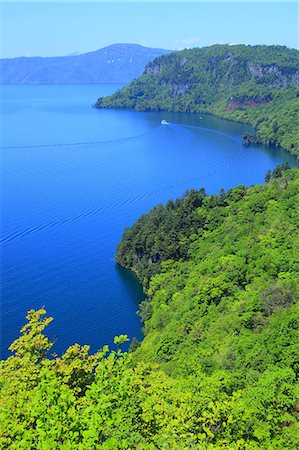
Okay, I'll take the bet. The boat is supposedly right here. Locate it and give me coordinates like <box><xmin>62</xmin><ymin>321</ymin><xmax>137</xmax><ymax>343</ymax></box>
<box><xmin>161</xmin><ymin>119</ymin><xmax>170</xmax><ymax>125</ymax></box>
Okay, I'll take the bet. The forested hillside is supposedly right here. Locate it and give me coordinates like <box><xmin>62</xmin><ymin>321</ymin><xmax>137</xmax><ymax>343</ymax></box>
<box><xmin>1</xmin><ymin>167</ymin><xmax>298</xmax><ymax>449</ymax></box>
<box><xmin>95</xmin><ymin>44</ymin><xmax>299</xmax><ymax>155</ymax></box>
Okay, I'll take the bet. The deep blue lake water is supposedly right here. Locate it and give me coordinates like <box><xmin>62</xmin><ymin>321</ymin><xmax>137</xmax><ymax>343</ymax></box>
<box><xmin>0</xmin><ymin>84</ymin><xmax>295</xmax><ymax>358</ymax></box>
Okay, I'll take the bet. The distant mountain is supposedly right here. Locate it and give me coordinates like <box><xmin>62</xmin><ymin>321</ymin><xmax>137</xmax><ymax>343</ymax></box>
<box><xmin>0</xmin><ymin>44</ymin><xmax>171</xmax><ymax>84</ymax></box>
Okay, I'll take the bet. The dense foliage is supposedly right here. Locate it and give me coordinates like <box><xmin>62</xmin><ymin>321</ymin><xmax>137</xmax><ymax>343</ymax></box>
<box><xmin>122</xmin><ymin>166</ymin><xmax>299</xmax><ymax>448</ymax></box>
<box><xmin>116</xmin><ymin>187</ymin><xmax>207</xmax><ymax>286</ymax></box>
<box><xmin>1</xmin><ymin>167</ymin><xmax>299</xmax><ymax>448</ymax></box>
<box><xmin>0</xmin><ymin>309</ymin><xmax>194</xmax><ymax>449</ymax></box>
<box><xmin>95</xmin><ymin>44</ymin><xmax>299</xmax><ymax>155</ymax></box>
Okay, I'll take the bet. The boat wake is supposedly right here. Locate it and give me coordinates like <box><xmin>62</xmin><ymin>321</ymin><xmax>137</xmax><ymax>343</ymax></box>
<box><xmin>0</xmin><ymin>126</ymin><xmax>161</xmax><ymax>151</ymax></box>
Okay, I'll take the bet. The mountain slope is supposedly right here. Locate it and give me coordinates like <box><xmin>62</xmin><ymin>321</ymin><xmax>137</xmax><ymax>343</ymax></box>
<box><xmin>95</xmin><ymin>44</ymin><xmax>299</xmax><ymax>155</ymax></box>
<box><xmin>0</xmin><ymin>44</ymin><xmax>171</xmax><ymax>84</ymax></box>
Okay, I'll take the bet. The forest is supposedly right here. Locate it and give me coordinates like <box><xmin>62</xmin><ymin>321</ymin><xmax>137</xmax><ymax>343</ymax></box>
<box><xmin>95</xmin><ymin>44</ymin><xmax>299</xmax><ymax>156</ymax></box>
<box><xmin>1</xmin><ymin>165</ymin><xmax>298</xmax><ymax>449</ymax></box>
<box><xmin>1</xmin><ymin>44</ymin><xmax>299</xmax><ymax>449</ymax></box>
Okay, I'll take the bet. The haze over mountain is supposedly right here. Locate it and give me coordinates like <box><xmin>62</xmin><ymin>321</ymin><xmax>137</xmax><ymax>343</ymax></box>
<box><xmin>0</xmin><ymin>44</ymin><xmax>171</xmax><ymax>84</ymax></box>
<box><xmin>96</xmin><ymin>44</ymin><xmax>299</xmax><ymax>155</ymax></box>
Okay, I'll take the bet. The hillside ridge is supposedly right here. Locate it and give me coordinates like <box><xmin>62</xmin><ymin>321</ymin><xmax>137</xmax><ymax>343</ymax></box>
<box><xmin>95</xmin><ymin>44</ymin><xmax>299</xmax><ymax>155</ymax></box>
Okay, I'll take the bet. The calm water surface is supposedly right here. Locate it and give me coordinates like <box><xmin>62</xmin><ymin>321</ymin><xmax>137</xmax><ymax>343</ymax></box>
<box><xmin>0</xmin><ymin>84</ymin><xmax>295</xmax><ymax>358</ymax></box>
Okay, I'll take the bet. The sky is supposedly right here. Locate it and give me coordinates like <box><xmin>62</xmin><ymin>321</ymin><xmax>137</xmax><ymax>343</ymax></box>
<box><xmin>0</xmin><ymin>1</ymin><xmax>298</xmax><ymax>58</ymax></box>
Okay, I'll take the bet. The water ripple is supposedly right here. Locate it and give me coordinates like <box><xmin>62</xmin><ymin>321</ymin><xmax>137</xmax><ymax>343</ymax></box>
<box><xmin>0</xmin><ymin>126</ymin><xmax>163</xmax><ymax>151</ymax></box>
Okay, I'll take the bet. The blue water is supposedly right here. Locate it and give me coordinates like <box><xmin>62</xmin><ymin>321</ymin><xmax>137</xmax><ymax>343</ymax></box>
<box><xmin>0</xmin><ymin>84</ymin><xmax>295</xmax><ymax>358</ymax></box>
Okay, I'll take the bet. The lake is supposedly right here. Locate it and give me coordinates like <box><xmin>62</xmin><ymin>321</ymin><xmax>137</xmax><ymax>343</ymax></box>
<box><xmin>0</xmin><ymin>84</ymin><xmax>295</xmax><ymax>358</ymax></box>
